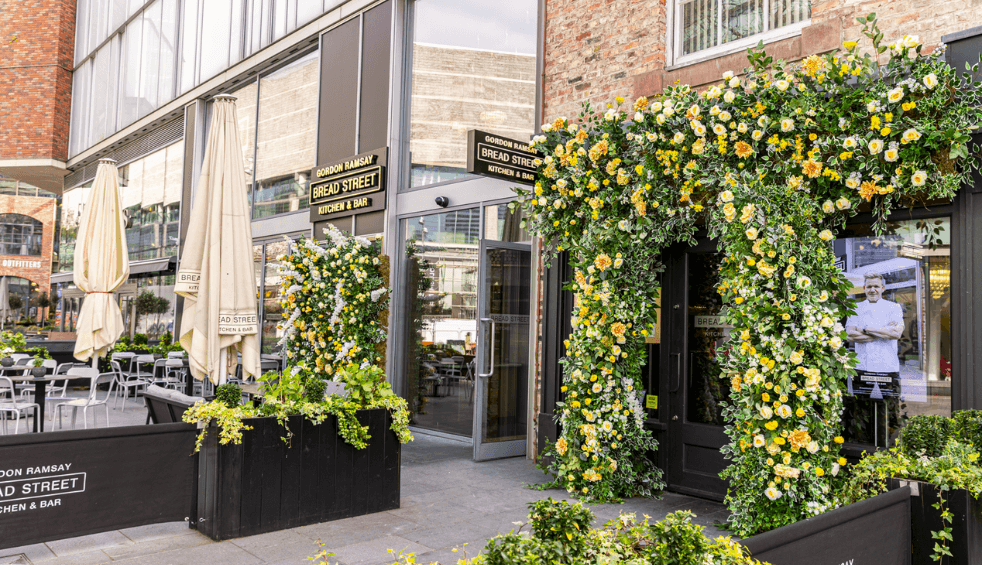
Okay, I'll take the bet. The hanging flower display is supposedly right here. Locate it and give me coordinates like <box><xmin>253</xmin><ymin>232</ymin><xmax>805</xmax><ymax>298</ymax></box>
<box><xmin>277</xmin><ymin>225</ymin><xmax>389</xmax><ymax>377</ymax></box>
<box><xmin>518</xmin><ymin>16</ymin><xmax>982</xmax><ymax>533</ymax></box>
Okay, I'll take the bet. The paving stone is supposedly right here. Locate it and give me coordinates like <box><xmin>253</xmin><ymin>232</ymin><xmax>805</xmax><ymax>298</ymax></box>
<box><xmin>330</xmin><ymin>535</ymin><xmax>431</xmax><ymax>565</ymax></box>
<box><xmin>108</xmin><ymin>540</ymin><xmax>262</xmax><ymax>565</ymax></box>
<box><xmin>0</xmin><ymin>544</ymin><xmax>54</xmax><ymax>563</ymax></box>
<box><xmin>45</xmin><ymin>532</ymin><xmax>132</xmax><ymax>557</ymax></box>
<box><xmin>28</xmin><ymin>551</ymin><xmax>111</xmax><ymax>565</ymax></box>
<box><xmin>101</xmin><ymin>531</ymin><xmax>213</xmax><ymax>560</ymax></box>
<box><xmin>294</xmin><ymin>513</ymin><xmax>423</xmax><ymax>549</ymax></box>
<box><xmin>230</xmin><ymin>530</ymin><xmax>323</xmax><ymax>562</ymax></box>
<box><xmin>0</xmin><ymin>555</ymin><xmax>28</xmax><ymax>565</ymax></box>
<box><xmin>118</xmin><ymin>522</ymin><xmax>195</xmax><ymax>543</ymax></box>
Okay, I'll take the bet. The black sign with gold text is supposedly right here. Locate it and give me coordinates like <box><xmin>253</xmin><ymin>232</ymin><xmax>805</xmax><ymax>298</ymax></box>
<box><xmin>309</xmin><ymin>148</ymin><xmax>387</xmax><ymax>223</ymax></box>
<box><xmin>466</xmin><ymin>130</ymin><xmax>538</xmax><ymax>185</ymax></box>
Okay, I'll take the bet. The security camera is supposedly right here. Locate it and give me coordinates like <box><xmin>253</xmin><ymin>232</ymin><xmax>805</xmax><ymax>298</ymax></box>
<box><xmin>435</xmin><ymin>196</ymin><xmax>449</xmax><ymax>208</ymax></box>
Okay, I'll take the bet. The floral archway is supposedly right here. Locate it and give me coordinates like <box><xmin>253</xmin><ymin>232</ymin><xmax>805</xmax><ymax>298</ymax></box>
<box><xmin>520</xmin><ymin>18</ymin><xmax>982</xmax><ymax>535</ymax></box>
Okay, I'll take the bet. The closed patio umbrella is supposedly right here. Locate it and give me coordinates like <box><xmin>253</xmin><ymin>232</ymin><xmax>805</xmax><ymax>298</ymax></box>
<box><xmin>176</xmin><ymin>94</ymin><xmax>259</xmax><ymax>385</ymax></box>
<box><xmin>73</xmin><ymin>158</ymin><xmax>130</xmax><ymax>363</ymax></box>
<box><xmin>0</xmin><ymin>276</ymin><xmax>11</xmax><ymax>329</ymax></box>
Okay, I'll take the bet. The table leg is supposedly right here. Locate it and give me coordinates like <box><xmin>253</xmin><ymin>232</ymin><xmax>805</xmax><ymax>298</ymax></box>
<box><xmin>185</xmin><ymin>369</ymin><xmax>194</xmax><ymax>396</ymax></box>
<box><xmin>33</xmin><ymin>381</ymin><xmax>45</xmax><ymax>433</ymax></box>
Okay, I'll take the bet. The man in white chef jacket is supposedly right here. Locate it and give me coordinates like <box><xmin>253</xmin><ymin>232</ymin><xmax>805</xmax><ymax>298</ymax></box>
<box><xmin>846</xmin><ymin>272</ymin><xmax>905</xmax><ymax>397</ymax></box>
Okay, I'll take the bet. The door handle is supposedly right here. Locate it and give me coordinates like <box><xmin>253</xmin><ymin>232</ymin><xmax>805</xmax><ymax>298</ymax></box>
<box><xmin>669</xmin><ymin>352</ymin><xmax>682</xmax><ymax>392</ymax></box>
<box><xmin>478</xmin><ymin>317</ymin><xmax>495</xmax><ymax>378</ymax></box>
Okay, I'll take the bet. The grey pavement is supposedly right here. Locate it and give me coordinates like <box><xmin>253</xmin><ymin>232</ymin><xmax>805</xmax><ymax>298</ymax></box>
<box><xmin>0</xmin><ymin>431</ymin><xmax>729</xmax><ymax>565</ymax></box>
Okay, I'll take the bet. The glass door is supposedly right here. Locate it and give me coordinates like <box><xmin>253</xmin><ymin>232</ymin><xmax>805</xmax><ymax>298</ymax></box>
<box><xmin>473</xmin><ymin>240</ymin><xmax>532</xmax><ymax>460</ymax></box>
<box><xmin>665</xmin><ymin>241</ymin><xmax>730</xmax><ymax>499</ymax></box>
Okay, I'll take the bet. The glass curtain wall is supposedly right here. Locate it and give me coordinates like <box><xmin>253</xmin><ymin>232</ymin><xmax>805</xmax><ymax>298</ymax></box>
<box><xmin>409</xmin><ymin>0</ymin><xmax>538</xmax><ymax>186</ymax></box>
<box><xmin>71</xmin><ymin>0</ymin><xmax>344</xmax><ymax>157</ymax></box>
<box><xmin>836</xmin><ymin>217</ymin><xmax>952</xmax><ymax>447</ymax></box>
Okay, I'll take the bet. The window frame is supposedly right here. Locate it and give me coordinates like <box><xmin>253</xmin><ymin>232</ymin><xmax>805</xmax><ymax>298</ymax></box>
<box><xmin>667</xmin><ymin>0</ymin><xmax>810</xmax><ymax>69</ymax></box>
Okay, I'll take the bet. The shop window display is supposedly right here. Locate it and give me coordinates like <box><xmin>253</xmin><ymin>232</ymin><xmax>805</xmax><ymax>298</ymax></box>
<box><xmin>836</xmin><ymin>218</ymin><xmax>951</xmax><ymax>446</ymax></box>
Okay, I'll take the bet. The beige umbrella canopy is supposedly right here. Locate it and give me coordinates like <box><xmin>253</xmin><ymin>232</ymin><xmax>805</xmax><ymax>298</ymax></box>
<box><xmin>73</xmin><ymin>158</ymin><xmax>130</xmax><ymax>362</ymax></box>
<box><xmin>176</xmin><ymin>94</ymin><xmax>259</xmax><ymax>385</ymax></box>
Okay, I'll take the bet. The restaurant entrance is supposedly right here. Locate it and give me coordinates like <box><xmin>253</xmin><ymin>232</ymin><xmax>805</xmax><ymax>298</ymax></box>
<box><xmin>661</xmin><ymin>239</ymin><xmax>730</xmax><ymax>500</ymax></box>
<box><xmin>400</xmin><ymin>202</ymin><xmax>533</xmax><ymax>460</ymax></box>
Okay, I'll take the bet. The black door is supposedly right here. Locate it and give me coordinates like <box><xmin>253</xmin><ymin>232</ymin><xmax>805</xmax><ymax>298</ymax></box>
<box><xmin>664</xmin><ymin>239</ymin><xmax>730</xmax><ymax>500</ymax></box>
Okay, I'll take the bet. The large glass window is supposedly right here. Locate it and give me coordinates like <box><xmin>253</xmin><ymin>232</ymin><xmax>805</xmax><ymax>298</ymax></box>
<box><xmin>119</xmin><ymin>143</ymin><xmax>183</xmax><ymax>261</ymax></box>
<box><xmin>252</xmin><ymin>52</ymin><xmax>317</xmax><ymax>219</ymax></box>
<box><xmin>677</xmin><ymin>0</ymin><xmax>809</xmax><ymax>60</ymax></box>
<box><xmin>58</xmin><ymin>182</ymin><xmax>93</xmax><ymax>272</ymax></box>
<box><xmin>837</xmin><ymin>217</ymin><xmax>951</xmax><ymax>447</ymax></box>
<box><xmin>409</xmin><ymin>0</ymin><xmax>538</xmax><ymax>187</ymax></box>
<box><xmin>0</xmin><ymin>214</ymin><xmax>44</xmax><ymax>256</ymax></box>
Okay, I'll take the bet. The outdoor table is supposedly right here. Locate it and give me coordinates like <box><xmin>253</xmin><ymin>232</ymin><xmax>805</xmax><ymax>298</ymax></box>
<box><xmin>5</xmin><ymin>373</ymin><xmax>65</xmax><ymax>433</ymax></box>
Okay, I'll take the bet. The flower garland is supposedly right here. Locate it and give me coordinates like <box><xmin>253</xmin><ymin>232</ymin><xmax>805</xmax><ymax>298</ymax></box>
<box><xmin>519</xmin><ymin>17</ymin><xmax>982</xmax><ymax>533</ymax></box>
<box><xmin>277</xmin><ymin>225</ymin><xmax>389</xmax><ymax>376</ymax></box>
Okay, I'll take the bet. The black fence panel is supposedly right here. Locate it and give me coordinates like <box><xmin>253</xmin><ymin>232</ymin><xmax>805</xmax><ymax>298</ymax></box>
<box><xmin>0</xmin><ymin>423</ymin><xmax>197</xmax><ymax>550</ymax></box>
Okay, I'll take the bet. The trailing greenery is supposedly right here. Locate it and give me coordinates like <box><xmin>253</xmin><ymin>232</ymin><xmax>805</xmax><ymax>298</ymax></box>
<box><xmin>518</xmin><ymin>15</ymin><xmax>982</xmax><ymax>533</ymax></box>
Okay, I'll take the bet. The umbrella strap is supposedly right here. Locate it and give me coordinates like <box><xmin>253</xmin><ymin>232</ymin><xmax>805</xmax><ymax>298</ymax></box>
<box><xmin>86</xmin><ymin>291</ymin><xmax>114</xmax><ymax>294</ymax></box>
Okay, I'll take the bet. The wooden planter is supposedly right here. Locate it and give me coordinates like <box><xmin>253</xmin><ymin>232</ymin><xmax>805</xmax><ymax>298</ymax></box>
<box><xmin>196</xmin><ymin>409</ymin><xmax>400</xmax><ymax>541</ymax></box>
<box><xmin>740</xmin><ymin>487</ymin><xmax>912</xmax><ymax>565</ymax></box>
<box><xmin>887</xmin><ymin>478</ymin><xmax>982</xmax><ymax>565</ymax></box>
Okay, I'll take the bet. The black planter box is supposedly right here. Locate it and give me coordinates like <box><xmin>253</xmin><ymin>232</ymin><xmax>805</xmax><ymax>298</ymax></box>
<box><xmin>196</xmin><ymin>408</ymin><xmax>400</xmax><ymax>540</ymax></box>
<box><xmin>740</xmin><ymin>487</ymin><xmax>911</xmax><ymax>565</ymax></box>
<box><xmin>887</xmin><ymin>478</ymin><xmax>982</xmax><ymax>565</ymax></box>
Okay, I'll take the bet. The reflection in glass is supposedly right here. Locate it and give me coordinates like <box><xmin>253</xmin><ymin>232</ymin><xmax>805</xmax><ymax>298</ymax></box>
<box><xmin>838</xmin><ymin>218</ymin><xmax>952</xmax><ymax>446</ymax></box>
<box><xmin>687</xmin><ymin>252</ymin><xmax>730</xmax><ymax>425</ymax></box>
<box><xmin>481</xmin><ymin>245</ymin><xmax>530</xmax><ymax>443</ymax></box>
<box><xmin>483</xmin><ymin>203</ymin><xmax>530</xmax><ymax>243</ymax></box>
<box><xmin>0</xmin><ymin>215</ymin><xmax>44</xmax><ymax>256</ymax></box>
<box><xmin>253</xmin><ymin>52</ymin><xmax>317</xmax><ymax>219</ymax></box>
<box><xmin>401</xmin><ymin>209</ymin><xmax>481</xmax><ymax>436</ymax></box>
<box><xmin>231</xmin><ymin>80</ymin><xmax>258</xmax><ymax>207</ymax></box>
<box><xmin>682</xmin><ymin>0</ymin><xmax>719</xmax><ymax>55</ymax></box>
<box><xmin>116</xmin><ymin>142</ymin><xmax>183</xmax><ymax>261</ymax></box>
<box><xmin>410</xmin><ymin>0</ymin><xmax>537</xmax><ymax>187</ymax></box>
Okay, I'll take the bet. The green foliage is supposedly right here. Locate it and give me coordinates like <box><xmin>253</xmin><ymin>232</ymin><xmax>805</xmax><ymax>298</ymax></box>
<box><xmin>379</xmin><ymin>502</ymin><xmax>766</xmax><ymax>565</ymax></box>
<box><xmin>28</xmin><ymin>346</ymin><xmax>50</xmax><ymax>367</ymax></box>
<box><xmin>0</xmin><ymin>330</ymin><xmax>27</xmax><ymax>356</ymax></box>
<box><xmin>7</xmin><ymin>294</ymin><xmax>22</xmax><ymax>311</ymax></box>
<box><xmin>337</xmin><ymin>364</ymin><xmax>393</xmax><ymax>406</ymax></box>
<box><xmin>899</xmin><ymin>415</ymin><xmax>954</xmax><ymax>458</ymax></box>
<box><xmin>841</xmin><ymin>440</ymin><xmax>982</xmax><ymax>562</ymax></box>
<box><xmin>215</xmin><ymin>383</ymin><xmax>243</xmax><ymax>408</ymax></box>
<box><xmin>304</xmin><ymin>376</ymin><xmax>328</xmax><ymax>403</ymax></box>
<box><xmin>952</xmin><ymin>410</ymin><xmax>982</xmax><ymax>455</ymax></box>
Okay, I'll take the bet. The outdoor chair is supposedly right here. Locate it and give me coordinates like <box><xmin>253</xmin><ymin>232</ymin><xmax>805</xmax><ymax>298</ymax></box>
<box><xmin>0</xmin><ymin>376</ymin><xmax>40</xmax><ymax>435</ymax></box>
<box><xmin>18</xmin><ymin>358</ymin><xmax>58</xmax><ymax>400</ymax></box>
<box><xmin>143</xmin><ymin>384</ymin><xmax>204</xmax><ymax>424</ymax></box>
<box><xmin>161</xmin><ymin>358</ymin><xmax>186</xmax><ymax>393</ymax></box>
<box><xmin>111</xmin><ymin>351</ymin><xmax>137</xmax><ymax>373</ymax></box>
<box><xmin>167</xmin><ymin>351</ymin><xmax>186</xmax><ymax>359</ymax></box>
<box><xmin>54</xmin><ymin>370</ymin><xmax>114</xmax><ymax>430</ymax></box>
<box><xmin>130</xmin><ymin>354</ymin><xmax>156</xmax><ymax>382</ymax></box>
<box><xmin>112</xmin><ymin>360</ymin><xmax>148</xmax><ymax>412</ymax></box>
<box><xmin>8</xmin><ymin>353</ymin><xmax>30</xmax><ymax>364</ymax></box>
<box><xmin>41</xmin><ymin>362</ymin><xmax>75</xmax><ymax>420</ymax></box>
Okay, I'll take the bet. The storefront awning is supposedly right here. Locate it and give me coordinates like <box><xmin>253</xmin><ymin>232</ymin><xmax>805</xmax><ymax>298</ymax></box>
<box><xmin>50</xmin><ymin>256</ymin><xmax>177</xmax><ymax>284</ymax></box>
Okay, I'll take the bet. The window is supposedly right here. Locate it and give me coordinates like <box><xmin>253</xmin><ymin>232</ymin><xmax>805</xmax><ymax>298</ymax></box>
<box><xmin>409</xmin><ymin>0</ymin><xmax>538</xmax><ymax>187</ymax></box>
<box><xmin>0</xmin><ymin>214</ymin><xmax>44</xmax><ymax>256</ymax></box>
<box><xmin>835</xmin><ymin>217</ymin><xmax>951</xmax><ymax>447</ymax></box>
<box><xmin>674</xmin><ymin>0</ymin><xmax>809</xmax><ymax>63</ymax></box>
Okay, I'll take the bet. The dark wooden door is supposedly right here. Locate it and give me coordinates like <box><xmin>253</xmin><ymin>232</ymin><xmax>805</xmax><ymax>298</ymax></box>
<box><xmin>665</xmin><ymin>240</ymin><xmax>730</xmax><ymax>500</ymax></box>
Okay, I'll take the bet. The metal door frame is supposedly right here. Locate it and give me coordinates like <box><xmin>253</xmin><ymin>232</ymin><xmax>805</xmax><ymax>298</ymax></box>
<box><xmin>473</xmin><ymin>239</ymin><xmax>532</xmax><ymax>461</ymax></box>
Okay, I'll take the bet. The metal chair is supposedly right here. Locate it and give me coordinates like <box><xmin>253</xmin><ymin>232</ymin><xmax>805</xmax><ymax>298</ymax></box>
<box><xmin>159</xmin><ymin>358</ymin><xmax>186</xmax><ymax>393</ymax></box>
<box><xmin>55</xmin><ymin>370</ymin><xmax>114</xmax><ymax>430</ymax></box>
<box><xmin>112</xmin><ymin>360</ymin><xmax>148</xmax><ymax>412</ymax></box>
<box><xmin>167</xmin><ymin>351</ymin><xmax>186</xmax><ymax>359</ymax></box>
<box><xmin>111</xmin><ymin>351</ymin><xmax>137</xmax><ymax>373</ymax></box>
<box><xmin>0</xmin><ymin>376</ymin><xmax>40</xmax><ymax>435</ymax></box>
<box><xmin>19</xmin><ymin>359</ymin><xmax>58</xmax><ymax>400</ymax></box>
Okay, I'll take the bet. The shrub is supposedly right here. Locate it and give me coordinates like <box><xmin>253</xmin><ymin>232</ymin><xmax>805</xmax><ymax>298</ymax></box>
<box><xmin>952</xmin><ymin>410</ymin><xmax>982</xmax><ymax>455</ymax></box>
<box><xmin>899</xmin><ymin>415</ymin><xmax>953</xmax><ymax>458</ymax></box>
<box><xmin>303</xmin><ymin>376</ymin><xmax>328</xmax><ymax>403</ymax></box>
<box><xmin>215</xmin><ymin>383</ymin><xmax>242</xmax><ymax>408</ymax></box>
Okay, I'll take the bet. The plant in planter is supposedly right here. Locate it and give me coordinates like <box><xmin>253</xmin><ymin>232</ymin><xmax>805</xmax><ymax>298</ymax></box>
<box><xmin>841</xmin><ymin>413</ymin><xmax>982</xmax><ymax>562</ymax></box>
<box><xmin>0</xmin><ymin>330</ymin><xmax>27</xmax><ymax>365</ymax></box>
<box><xmin>28</xmin><ymin>346</ymin><xmax>51</xmax><ymax>377</ymax></box>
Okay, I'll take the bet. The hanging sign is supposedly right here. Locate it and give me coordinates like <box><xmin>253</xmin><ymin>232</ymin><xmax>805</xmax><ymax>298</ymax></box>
<box><xmin>309</xmin><ymin>148</ymin><xmax>388</xmax><ymax>223</ymax></box>
<box><xmin>466</xmin><ymin>130</ymin><xmax>538</xmax><ymax>185</ymax></box>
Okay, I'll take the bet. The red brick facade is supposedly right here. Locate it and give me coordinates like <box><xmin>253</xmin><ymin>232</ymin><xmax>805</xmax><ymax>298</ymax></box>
<box><xmin>0</xmin><ymin>195</ymin><xmax>56</xmax><ymax>321</ymax></box>
<box><xmin>0</xmin><ymin>0</ymin><xmax>76</xmax><ymax>162</ymax></box>
<box><xmin>543</xmin><ymin>0</ymin><xmax>982</xmax><ymax>123</ymax></box>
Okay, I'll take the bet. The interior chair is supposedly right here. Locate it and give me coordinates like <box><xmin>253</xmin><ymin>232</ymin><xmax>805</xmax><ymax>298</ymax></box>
<box><xmin>55</xmin><ymin>369</ymin><xmax>114</xmax><ymax>430</ymax></box>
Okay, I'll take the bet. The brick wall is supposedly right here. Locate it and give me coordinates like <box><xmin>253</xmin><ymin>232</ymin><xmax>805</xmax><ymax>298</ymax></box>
<box><xmin>543</xmin><ymin>0</ymin><xmax>666</xmax><ymax>125</ymax></box>
<box><xmin>543</xmin><ymin>0</ymin><xmax>982</xmax><ymax>123</ymax></box>
<box><xmin>0</xmin><ymin>195</ymin><xmax>56</xmax><ymax>321</ymax></box>
<box><xmin>0</xmin><ymin>0</ymin><xmax>76</xmax><ymax>161</ymax></box>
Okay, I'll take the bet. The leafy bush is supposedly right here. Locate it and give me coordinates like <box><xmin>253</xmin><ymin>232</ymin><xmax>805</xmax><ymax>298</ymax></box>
<box><xmin>0</xmin><ymin>330</ymin><xmax>27</xmax><ymax>357</ymax></box>
<box><xmin>373</xmin><ymin>501</ymin><xmax>765</xmax><ymax>565</ymax></box>
<box><xmin>899</xmin><ymin>415</ymin><xmax>954</xmax><ymax>458</ymax></box>
<box><xmin>304</xmin><ymin>376</ymin><xmax>328</xmax><ymax>403</ymax></box>
<box><xmin>215</xmin><ymin>383</ymin><xmax>242</xmax><ymax>408</ymax></box>
<box><xmin>337</xmin><ymin>364</ymin><xmax>393</xmax><ymax>406</ymax></box>
<box><xmin>28</xmin><ymin>346</ymin><xmax>50</xmax><ymax>367</ymax></box>
<box><xmin>952</xmin><ymin>410</ymin><xmax>982</xmax><ymax>455</ymax></box>
<box><xmin>132</xmin><ymin>333</ymin><xmax>149</xmax><ymax>345</ymax></box>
